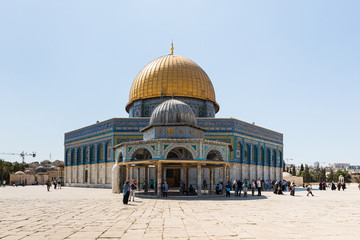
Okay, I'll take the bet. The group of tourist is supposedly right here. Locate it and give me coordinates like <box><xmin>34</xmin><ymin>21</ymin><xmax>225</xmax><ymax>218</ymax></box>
<box><xmin>122</xmin><ymin>180</ymin><xmax>137</xmax><ymax>204</ymax></box>
<box><xmin>220</xmin><ymin>178</ymin><xmax>263</xmax><ymax>197</ymax></box>
<box><xmin>45</xmin><ymin>179</ymin><xmax>62</xmax><ymax>191</ymax></box>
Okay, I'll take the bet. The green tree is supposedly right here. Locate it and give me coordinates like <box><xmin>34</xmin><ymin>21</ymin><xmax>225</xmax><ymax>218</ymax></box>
<box><xmin>333</xmin><ymin>169</ymin><xmax>351</xmax><ymax>183</ymax></box>
<box><xmin>300</xmin><ymin>164</ymin><xmax>304</xmax><ymax>172</ymax></box>
<box><xmin>292</xmin><ymin>166</ymin><xmax>296</xmax><ymax>176</ymax></box>
<box><xmin>313</xmin><ymin>165</ymin><xmax>321</xmax><ymax>181</ymax></box>
<box><xmin>319</xmin><ymin>168</ymin><xmax>326</xmax><ymax>182</ymax></box>
<box><xmin>327</xmin><ymin>168</ymin><xmax>334</xmax><ymax>182</ymax></box>
<box><xmin>301</xmin><ymin>164</ymin><xmax>315</xmax><ymax>182</ymax></box>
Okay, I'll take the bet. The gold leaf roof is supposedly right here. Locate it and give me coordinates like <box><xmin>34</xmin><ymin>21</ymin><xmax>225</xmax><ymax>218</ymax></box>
<box><xmin>126</xmin><ymin>55</ymin><xmax>219</xmax><ymax>113</ymax></box>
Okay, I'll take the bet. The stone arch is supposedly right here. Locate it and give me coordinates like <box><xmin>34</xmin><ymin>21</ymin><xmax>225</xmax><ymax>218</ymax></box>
<box><xmin>128</xmin><ymin>145</ymin><xmax>155</xmax><ymax>161</ymax></box>
<box><xmin>252</xmin><ymin>145</ymin><xmax>258</xmax><ymax>164</ymax></box>
<box><xmin>206</xmin><ymin>149</ymin><xmax>223</xmax><ymax>161</ymax></box>
<box><xmin>244</xmin><ymin>144</ymin><xmax>250</xmax><ymax>164</ymax></box>
<box><xmin>98</xmin><ymin>143</ymin><xmax>104</xmax><ymax>163</ymax></box>
<box><xmin>131</xmin><ymin>148</ymin><xmax>153</xmax><ymax>161</ymax></box>
<box><xmin>118</xmin><ymin>151</ymin><xmax>124</xmax><ymax>162</ymax></box>
<box><xmin>164</xmin><ymin>144</ymin><xmax>197</xmax><ymax>159</ymax></box>
<box><xmin>166</xmin><ymin>147</ymin><xmax>194</xmax><ymax>160</ymax></box>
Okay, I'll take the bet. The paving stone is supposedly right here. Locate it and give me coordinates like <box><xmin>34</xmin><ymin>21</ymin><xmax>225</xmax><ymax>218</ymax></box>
<box><xmin>0</xmin><ymin>185</ymin><xmax>359</xmax><ymax>240</ymax></box>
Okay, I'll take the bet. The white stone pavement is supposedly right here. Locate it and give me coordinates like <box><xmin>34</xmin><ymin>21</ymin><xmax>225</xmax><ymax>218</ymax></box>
<box><xmin>0</xmin><ymin>185</ymin><xmax>359</xmax><ymax>240</ymax></box>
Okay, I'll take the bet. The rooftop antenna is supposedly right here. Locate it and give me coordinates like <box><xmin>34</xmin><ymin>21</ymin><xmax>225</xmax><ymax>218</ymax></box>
<box><xmin>170</xmin><ymin>41</ymin><xmax>174</xmax><ymax>55</ymax></box>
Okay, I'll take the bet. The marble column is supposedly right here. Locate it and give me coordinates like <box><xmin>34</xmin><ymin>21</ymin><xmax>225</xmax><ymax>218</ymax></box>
<box><xmin>145</xmin><ymin>165</ymin><xmax>149</xmax><ymax>192</ymax></box>
<box><xmin>197</xmin><ymin>163</ymin><xmax>202</xmax><ymax>196</ymax></box>
<box><xmin>209</xmin><ymin>167</ymin><xmax>214</xmax><ymax>194</ymax></box>
<box><xmin>157</xmin><ymin>162</ymin><xmax>162</xmax><ymax>197</ymax></box>
<box><xmin>223</xmin><ymin>164</ymin><xmax>227</xmax><ymax>194</ymax></box>
<box><xmin>137</xmin><ymin>167</ymin><xmax>140</xmax><ymax>190</ymax></box>
<box><xmin>126</xmin><ymin>164</ymin><xmax>130</xmax><ymax>182</ymax></box>
<box><xmin>111</xmin><ymin>163</ymin><xmax>120</xmax><ymax>194</ymax></box>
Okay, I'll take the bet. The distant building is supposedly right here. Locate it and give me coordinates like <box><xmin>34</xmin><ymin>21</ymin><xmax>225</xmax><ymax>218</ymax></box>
<box><xmin>9</xmin><ymin>161</ymin><xmax>64</xmax><ymax>185</ymax></box>
<box><xmin>329</xmin><ymin>163</ymin><xmax>350</xmax><ymax>169</ymax></box>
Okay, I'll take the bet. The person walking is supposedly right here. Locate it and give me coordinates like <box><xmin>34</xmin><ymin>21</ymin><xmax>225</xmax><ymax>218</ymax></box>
<box><xmin>237</xmin><ymin>179</ymin><xmax>242</xmax><ymax>197</ymax></box>
<box><xmin>243</xmin><ymin>181</ymin><xmax>248</xmax><ymax>198</ymax></box>
<box><xmin>257</xmin><ymin>178</ymin><xmax>262</xmax><ymax>196</ymax></box>
<box><xmin>163</xmin><ymin>182</ymin><xmax>168</xmax><ymax>197</ymax></box>
<box><xmin>307</xmin><ymin>184</ymin><xmax>314</xmax><ymax>196</ymax></box>
<box><xmin>57</xmin><ymin>179</ymin><xmax>61</xmax><ymax>189</ymax></box>
<box><xmin>225</xmin><ymin>182</ymin><xmax>231</xmax><ymax>197</ymax></box>
<box><xmin>46</xmin><ymin>180</ymin><xmax>51</xmax><ymax>192</ymax></box>
<box><xmin>290</xmin><ymin>182</ymin><xmax>295</xmax><ymax>196</ymax></box>
<box><xmin>130</xmin><ymin>180</ymin><xmax>137</xmax><ymax>201</ymax></box>
<box><xmin>123</xmin><ymin>181</ymin><xmax>131</xmax><ymax>204</ymax></box>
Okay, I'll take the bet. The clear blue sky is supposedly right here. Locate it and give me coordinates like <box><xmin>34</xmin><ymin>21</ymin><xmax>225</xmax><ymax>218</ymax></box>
<box><xmin>0</xmin><ymin>1</ymin><xmax>359</xmax><ymax>166</ymax></box>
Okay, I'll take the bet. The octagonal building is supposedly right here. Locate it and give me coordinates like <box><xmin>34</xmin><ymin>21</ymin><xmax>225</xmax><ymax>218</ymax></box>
<box><xmin>64</xmin><ymin>49</ymin><xmax>283</xmax><ymax>195</ymax></box>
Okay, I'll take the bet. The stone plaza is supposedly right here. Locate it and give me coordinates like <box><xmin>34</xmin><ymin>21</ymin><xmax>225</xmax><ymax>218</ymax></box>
<box><xmin>0</xmin><ymin>185</ymin><xmax>359</xmax><ymax>240</ymax></box>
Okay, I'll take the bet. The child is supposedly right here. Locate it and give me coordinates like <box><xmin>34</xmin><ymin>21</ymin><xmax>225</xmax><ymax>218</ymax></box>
<box><xmin>307</xmin><ymin>184</ymin><xmax>314</xmax><ymax>197</ymax></box>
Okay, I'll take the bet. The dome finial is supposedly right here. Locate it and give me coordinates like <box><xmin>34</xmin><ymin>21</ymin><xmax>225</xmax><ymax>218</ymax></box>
<box><xmin>171</xmin><ymin>41</ymin><xmax>174</xmax><ymax>55</ymax></box>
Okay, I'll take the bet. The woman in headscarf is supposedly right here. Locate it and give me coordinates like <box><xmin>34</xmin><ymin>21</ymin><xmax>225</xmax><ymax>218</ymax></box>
<box><xmin>123</xmin><ymin>180</ymin><xmax>131</xmax><ymax>204</ymax></box>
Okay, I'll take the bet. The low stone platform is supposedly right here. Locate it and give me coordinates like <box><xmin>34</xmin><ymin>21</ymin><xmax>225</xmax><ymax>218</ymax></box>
<box><xmin>0</xmin><ymin>185</ymin><xmax>359</xmax><ymax>239</ymax></box>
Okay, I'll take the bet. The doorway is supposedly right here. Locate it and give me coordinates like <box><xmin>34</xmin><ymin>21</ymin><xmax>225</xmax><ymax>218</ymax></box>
<box><xmin>84</xmin><ymin>170</ymin><xmax>88</xmax><ymax>183</ymax></box>
<box><xmin>166</xmin><ymin>168</ymin><xmax>180</xmax><ymax>187</ymax></box>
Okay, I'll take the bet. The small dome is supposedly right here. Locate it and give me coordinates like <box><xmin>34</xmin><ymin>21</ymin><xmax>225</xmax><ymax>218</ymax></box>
<box><xmin>24</xmin><ymin>169</ymin><xmax>32</xmax><ymax>174</ymax></box>
<box><xmin>149</xmin><ymin>99</ymin><xmax>197</xmax><ymax>127</ymax></box>
<box><xmin>35</xmin><ymin>166</ymin><xmax>47</xmax><ymax>173</ymax></box>
<box><xmin>15</xmin><ymin>171</ymin><xmax>25</xmax><ymax>175</ymax></box>
<box><xmin>48</xmin><ymin>166</ymin><xmax>57</xmax><ymax>171</ymax></box>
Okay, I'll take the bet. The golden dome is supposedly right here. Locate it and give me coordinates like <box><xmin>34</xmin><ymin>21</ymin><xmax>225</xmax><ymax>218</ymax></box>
<box><xmin>126</xmin><ymin>54</ymin><xmax>219</xmax><ymax>113</ymax></box>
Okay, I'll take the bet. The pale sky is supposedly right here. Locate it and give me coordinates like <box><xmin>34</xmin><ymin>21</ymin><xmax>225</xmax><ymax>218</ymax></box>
<box><xmin>0</xmin><ymin>0</ymin><xmax>359</xmax><ymax>166</ymax></box>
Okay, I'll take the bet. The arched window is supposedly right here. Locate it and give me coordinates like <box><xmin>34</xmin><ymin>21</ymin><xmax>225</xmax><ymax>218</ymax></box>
<box><xmin>131</xmin><ymin>148</ymin><xmax>152</xmax><ymax>160</ymax></box>
<box><xmin>278</xmin><ymin>150</ymin><xmax>282</xmax><ymax>168</ymax></box>
<box><xmin>206</xmin><ymin>150</ymin><xmax>223</xmax><ymax>161</ymax></box>
<box><xmin>236</xmin><ymin>143</ymin><xmax>242</xmax><ymax>162</ymax></box>
<box><xmin>106</xmin><ymin>142</ymin><xmax>112</xmax><ymax>162</ymax></box>
<box><xmin>166</xmin><ymin>147</ymin><xmax>193</xmax><ymax>160</ymax></box>
<box><xmin>83</xmin><ymin>147</ymin><xmax>89</xmax><ymax>163</ymax></box>
<box><xmin>71</xmin><ymin>150</ymin><xmax>75</xmax><ymax>166</ymax></box>
<box><xmin>66</xmin><ymin>150</ymin><xmax>70</xmax><ymax>166</ymax></box>
<box><xmin>98</xmin><ymin>144</ymin><xmax>104</xmax><ymax>162</ymax></box>
<box><xmin>260</xmin><ymin>147</ymin><xmax>264</xmax><ymax>165</ymax></box>
<box><xmin>77</xmin><ymin>148</ymin><xmax>82</xmax><ymax>164</ymax></box>
<box><xmin>244</xmin><ymin>144</ymin><xmax>250</xmax><ymax>164</ymax></box>
<box><xmin>266</xmin><ymin>148</ymin><xmax>270</xmax><ymax>166</ymax></box>
<box><xmin>90</xmin><ymin>146</ymin><xmax>95</xmax><ymax>163</ymax></box>
<box><xmin>252</xmin><ymin>146</ymin><xmax>258</xmax><ymax>164</ymax></box>
<box><xmin>272</xmin><ymin>149</ymin><xmax>276</xmax><ymax>167</ymax></box>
